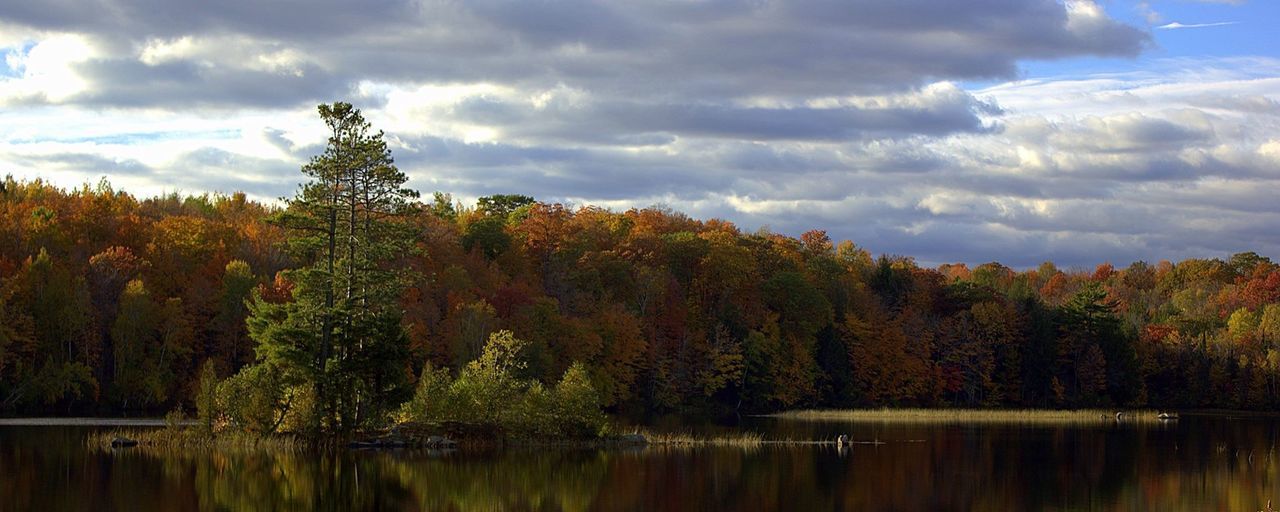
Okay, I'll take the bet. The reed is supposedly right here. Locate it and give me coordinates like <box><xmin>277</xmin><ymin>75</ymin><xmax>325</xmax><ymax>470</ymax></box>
<box><xmin>635</xmin><ymin>430</ymin><xmax>860</xmax><ymax>449</ymax></box>
<box><xmin>642</xmin><ymin>430</ymin><xmax>768</xmax><ymax>448</ymax></box>
<box><xmin>771</xmin><ymin>408</ymin><xmax>1168</xmax><ymax>425</ymax></box>
<box><xmin>87</xmin><ymin>427</ymin><xmax>312</xmax><ymax>453</ymax></box>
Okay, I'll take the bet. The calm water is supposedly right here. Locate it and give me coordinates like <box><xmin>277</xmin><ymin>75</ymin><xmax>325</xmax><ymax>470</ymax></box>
<box><xmin>2</xmin><ymin>415</ymin><xmax>1278</xmax><ymax>511</ymax></box>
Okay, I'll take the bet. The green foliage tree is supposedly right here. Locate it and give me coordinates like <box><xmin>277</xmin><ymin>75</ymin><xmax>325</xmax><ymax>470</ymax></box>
<box><xmin>111</xmin><ymin>279</ymin><xmax>164</xmax><ymax>408</ymax></box>
<box><xmin>1227</xmin><ymin>307</ymin><xmax>1260</xmax><ymax>345</ymax></box>
<box><xmin>246</xmin><ymin>102</ymin><xmax>417</xmax><ymax>434</ymax></box>
<box><xmin>396</xmin><ymin>363</ymin><xmax>452</xmax><ymax>423</ymax></box>
<box><xmin>216</xmin><ymin>363</ymin><xmax>293</xmax><ymax>434</ymax></box>
<box><xmin>86</xmin><ymin>246</ymin><xmax>147</xmax><ymax>385</ymax></box>
<box><xmin>740</xmin><ymin>329</ymin><xmax>779</xmax><ymax>411</ymax></box>
<box><xmin>1076</xmin><ymin>344</ymin><xmax>1109</xmax><ymax>406</ymax></box>
<box><xmin>21</xmin><ymin>249</ymin><xmax>97</xmax><ymax>401</ymax></box>
<box><xmin>398</xmin><ymin>330</ymin><xmax>606</xmax><ymax>439</ymax></box>
<box><xmin>477</xmin><ymin>194</ymin><xmax>535</xmax><ymax>219</ymax></box>
<box><xmin>1058</xmin><ymin>283</ymin><xmax>1141</xmax><ymax>405</ymax></box>
<box><xmin>195</xmin><ymin>360</ymin><xmax>218</xmax><ymax>436</ymax></box>
<box><xmin>215</xmin><ymin>260</ymin><xmax>257</xmax><ymax>369</ymax></box>
<box><xmin>1260</xmin><ymin>304</ymin><xmax>1280</xmax><ymax>346</ymax></box>
<box><xmin>764</xmin><ymin>271</ymin><xmax>833</xmax><ymax>337</ymax></box>
<box><xmin>450</xmin><ymin>330</ymin><xmax>529</xmax><ymax>426</ymax></box>
<box><xmin>552</xmin><ymin>362</ymin><xmax>606</xmax><ymax>438</ymax></box>
<box><xmin>462</xmin><ymin>216</ymin><xmax>511</xmax><ymax>259</ymax></box>
<box><xmin>697</xmin><ymin>326</ymin><xmax>745</xmax><ymax>399</ymax></box>
<box><xmin>428</xmin><ymin>192</ymin><xmax>458</xmax><ymax>220</ymax></box>
<box><xmin>0</xmin><ymin>274</ymin><xmax>37</xmax><ymax>410</ymax></box>
<box><xmin>1170</xmin><ymin>285</ymin><xmax>1222</xmax><ymax>349</ymax></box>
<box><xmin>156</xmin><ymin>297</ymin><xmax>194</xmax><ymax>402</ymax></box>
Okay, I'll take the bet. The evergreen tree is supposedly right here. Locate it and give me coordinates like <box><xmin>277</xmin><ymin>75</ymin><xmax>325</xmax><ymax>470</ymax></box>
<box><xmin>246</xmin><ymin>102</ymin><xmax>418</xmax><ymax>434</ymax></box>
<box><xmin>1058</xmin><ymin>282</ymin><xmax>1142</xmax><ymax>405</ymax></box>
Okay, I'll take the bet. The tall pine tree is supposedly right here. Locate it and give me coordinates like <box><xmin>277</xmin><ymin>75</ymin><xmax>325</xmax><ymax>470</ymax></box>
<box><xmin>246</xmin><ymin>102</ymin><xmax>417</xmax><ymax>434</ymax></box>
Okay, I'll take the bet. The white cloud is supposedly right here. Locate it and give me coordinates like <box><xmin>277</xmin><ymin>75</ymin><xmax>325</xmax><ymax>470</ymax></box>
<box><xmin>1260</xmin><ymin>140</ymin><xmax>1280</xmax><ymax>164</ymax></box>
<box><xmin>1156</xmin><ymin>21</ymin><xmax>1239</xmax><ymax>30</ymax></box>
<box><xmin>0</xmin><ymin>33</ymin><xmax>96</xmax><ymax>103</ymax></box>
<box><xmin>137</xmin><ymin>35</ymin><xmax>311</xmax><ymax>76</ymax></box>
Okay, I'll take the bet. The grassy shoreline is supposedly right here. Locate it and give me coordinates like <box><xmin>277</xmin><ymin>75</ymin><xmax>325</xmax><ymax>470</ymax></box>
<box><xmin>771</xmin><ymin>408</ymin><xmax>1171</xmax><ymax>424</ymax></box>
<box><xmin>86</xmin><ymin>426</ymin><xmax>834</xmax><ymax>452</ymax></box>
<box><xmin>87</xmin><ymin>428</ymin><xmax>313</xmax><ymax>452</ymax></box>
<box><xmin>642</xmin><ymin>431</ymin><xmax>770</xmax><ymax>448</ymax></box>
<box><xmin>82</xmin><ymin>407</ymin><xmax>1204</xmax><ymax>453</ymax></box>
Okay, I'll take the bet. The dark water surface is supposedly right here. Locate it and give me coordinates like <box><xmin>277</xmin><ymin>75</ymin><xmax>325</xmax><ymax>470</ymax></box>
<box><xmin>2</xmin><ymin>415</ymin><xmax>1279</xmax><ymax>511</ymax></box>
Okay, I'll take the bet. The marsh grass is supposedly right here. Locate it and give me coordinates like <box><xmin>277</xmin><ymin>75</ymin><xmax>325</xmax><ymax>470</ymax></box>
<box><xmin>642</xmin><ymin>430</ymin><xmax>769</xmax><ymax>448</ymax></box>
<box><xmin>637</xmin><ymin>430</ymin><xmax>862</xmax><ymax>449</ymax></box>
<box><xmin>88</xmin><ymin>408</ymin><xmax>1162</xmax><ymax>455</ymax></box>
<box><xmin>87</xmin><ymin>427</ymin><xmax>312</xmax><ymax>453</ymax></box>
<box><xmin>772</xmin><ymin>408</ymin><xmax>1168</xmax><ymax>425</ymax></box>
<box><xmin>89</xmin><ymin>421</ymin><xmax>593</xmax><ymax>453</ymax></box>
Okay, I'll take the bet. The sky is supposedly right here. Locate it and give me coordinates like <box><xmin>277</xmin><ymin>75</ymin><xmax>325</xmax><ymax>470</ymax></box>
<box><xmin>1</xmin><ymin>0</ymin><xmax>1278</xmax><ymax>269</ymax></box>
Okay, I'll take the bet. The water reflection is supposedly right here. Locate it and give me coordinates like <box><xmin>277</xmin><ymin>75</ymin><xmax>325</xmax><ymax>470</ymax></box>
<box><xmin>2</xmin><ymin>417</ymin><xmax>1279</xmax><ymax>511</ymax></box>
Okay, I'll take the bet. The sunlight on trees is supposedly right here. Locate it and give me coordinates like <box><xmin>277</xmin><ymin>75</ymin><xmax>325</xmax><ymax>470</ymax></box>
<box><xmin>3</xmin><ymin>112</ymin><xmax>1280</xmax><ymax>422</ymax></box>
<box><xmin>244</xmin><ymin>102</ymin><xmax>417</xmax><ymax>434</ymax></box>
<box><xmin>397</xmin><ymin>330</ymin><xmax>606</xmax><ymax>439</ymax></box>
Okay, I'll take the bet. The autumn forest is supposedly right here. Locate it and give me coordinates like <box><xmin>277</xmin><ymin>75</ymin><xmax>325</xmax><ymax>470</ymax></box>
<box><xmin>2</xmin><ymin>173</ymin><xmax>1279</xmax><ymax>418</ymax></box>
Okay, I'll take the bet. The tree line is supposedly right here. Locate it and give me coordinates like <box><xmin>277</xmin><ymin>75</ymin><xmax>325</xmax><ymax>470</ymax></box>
<box><xmin>3</xmin><ymin>105</ymin><xmax>1279</xmax><ymax>425</ymax></box>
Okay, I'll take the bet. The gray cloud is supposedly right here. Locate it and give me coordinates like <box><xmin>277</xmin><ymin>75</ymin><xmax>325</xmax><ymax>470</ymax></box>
<box><xmin>2</xmin><ymin>0</ymin><xmax>1147</xmax><ymax>108</ymax></box>
<box><xmin>4</xmin><ymin>1</ymin><xmax>1277</xmax><ymax>269</ymax></box>
<box><xmin>1048</xmin><ymin>115</ymin><xmax>1215</xmax><ymax>154</ymax></box>
<box><xmin>449</xmin><ymin>94</ymin><xmax>996</xmax><ymax>144</ymax></box>
<box><xmin>0</xmin><ymin>0</ymin><xmax>421</xmax><ymax>40</ymax></box>
<box><xmin>1186</xmin><ymin>94</ymin><xmax>1280</xmax><ymax>113</ymax></box>
<box><xmin>69</xmin><ymin>59</ymin><xmax>351</xmax><ymax>109</ymax></box>
<box><xmin>3</xmin><ymin>151</ymin><xmax>154</xmax><ymax>176</ymax></box>
<box><xmin>154</xmin><ymin>148</ymin><xmax>300</xmax><ymax>199</ymax></box>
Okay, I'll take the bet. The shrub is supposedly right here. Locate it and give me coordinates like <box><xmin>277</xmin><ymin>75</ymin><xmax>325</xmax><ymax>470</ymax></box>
<box><xmin>164</xmin><ymin>405</ymin><xmax>186</xmax><ymax>436</ymax></box>
<box><xmin>516</xmin><ymin>381</ymin><xmax>560</xmax><ymax>437</ymax></box>
<box><xmin>396</xmin><ymin>330</ymin><xmax>608</xmax><ymax>440</ymax></box>
<box><xmin>553</xmin><ymin>362</ymin><xmax>606</xmax><ymax>438</ymax></box>
<box><xmin>397</xmin><ymin>363</ymin><xmax>453</xmax><ymax>423</ymax></box>
<box><xmin>449</xmin><ymin>330</ymin><xmax>529</xmax><ymax>425</ymax></box>
<box><xmin>216</xmin><ymin>363</ymin><xmax>291</xmax><ymax>435</ymax></box>
<box><xmin>277</xmin><ymin>384</ymin><xmax>316</xmax><ymax>434</ymax></box>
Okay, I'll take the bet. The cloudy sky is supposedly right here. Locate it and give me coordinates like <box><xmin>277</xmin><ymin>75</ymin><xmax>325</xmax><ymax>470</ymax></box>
<box><xmin>2</xmin><ymin>0</ymin><xmax>1278</xmax><ymax>268</ymax></box>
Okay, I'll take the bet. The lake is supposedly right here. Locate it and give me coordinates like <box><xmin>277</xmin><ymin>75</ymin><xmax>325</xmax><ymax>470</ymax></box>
<box><xmin>2</xmin><ymin>414</ymin><xmax>1278</xmax><ymax>511</ymax></box>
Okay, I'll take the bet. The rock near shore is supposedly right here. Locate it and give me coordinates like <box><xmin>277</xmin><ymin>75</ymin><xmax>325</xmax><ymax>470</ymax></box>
<box><xmin>110</xmin><ymin>436</ymin><xmax>138</xmax><ymax>448</ymax></box>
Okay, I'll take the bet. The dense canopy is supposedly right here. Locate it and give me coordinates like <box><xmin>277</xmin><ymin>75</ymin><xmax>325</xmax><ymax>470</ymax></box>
<box><xmin>2</xmin><ymin>176</ymin><xmax>1278</xmax><ymax>416</ymax></box>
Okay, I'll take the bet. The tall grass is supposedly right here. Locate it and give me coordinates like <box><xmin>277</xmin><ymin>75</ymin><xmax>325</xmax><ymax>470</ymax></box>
<box><xmin>772</xmin><ymin>408</ymin><xmax>1167</xmax><ymax>425</ymax></box>
<box><xmin>636</xmin><ymin>430</ymin><xmax>860</xmax><ymax>449</ymax></box>
<box><xmin>87</xmin><ymin>427</ymin><xmax>312</xmax><ymax>453</ymax></box>
<box><xmin>642</xmin><ymin>430</ymin><xmax>768</xmax><ymax>448</ymax></box>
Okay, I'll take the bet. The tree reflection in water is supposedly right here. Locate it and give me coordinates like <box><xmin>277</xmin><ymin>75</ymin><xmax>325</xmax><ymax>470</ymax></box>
<box><xmin>2</xmin><ymin>417</ymin><xmax>1280</xmax><ymax>511</ymax></box>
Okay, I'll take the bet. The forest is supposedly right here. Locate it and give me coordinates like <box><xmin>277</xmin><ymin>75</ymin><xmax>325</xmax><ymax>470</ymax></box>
<box><xmin>3</xmin><ymin>142</ymin><xmax>1279</xmax><ymax>421</ymax></box>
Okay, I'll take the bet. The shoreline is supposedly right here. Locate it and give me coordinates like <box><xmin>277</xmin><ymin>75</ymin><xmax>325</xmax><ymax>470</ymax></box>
<box><xmin>7</xmin><ymin>407</ymin><xmax>1277</xmax><ymax>429</ymax></box>
<box><xmin>14</xmin><ymin>408</ymin><xmax>1278</xmax><ymax>454</ymax></box>
<box><xmin>769</xmin><ymin>408</ymin><xmax>1178</xmax><ymax>424</ymax></box>
<box><xmin>0</xmin><ymin>418</ymin><xmax>198</xmax><ymax>427</ymax></box>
